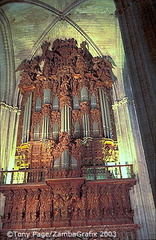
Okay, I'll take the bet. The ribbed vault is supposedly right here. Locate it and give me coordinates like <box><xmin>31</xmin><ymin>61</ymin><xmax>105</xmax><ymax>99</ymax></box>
<box><xmin>0</xmin><ymin>0</ymin><xmax>120</xmax><ymax>69</ymax></box>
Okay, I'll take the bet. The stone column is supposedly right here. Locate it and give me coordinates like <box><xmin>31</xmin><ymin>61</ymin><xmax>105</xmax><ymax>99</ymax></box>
<box><xmin>113</xmin><ymin>96</ymin><xmax>156</xmax><ymax>239</ymax></box>
<box><xmin>114</xmin><ymin>0</ymin><xmax>156</xmax><ymax>204</ymax></box>
<box><xmin>0</xmin><ymin>102</ymin><xmax>20</xmax><ymax>170</ymax></box>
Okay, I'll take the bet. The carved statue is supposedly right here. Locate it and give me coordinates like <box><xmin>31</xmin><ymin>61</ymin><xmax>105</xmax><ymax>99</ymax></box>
<box><xmin>75</xmin><ymin>48</ymin><xmax>88</xmax><ymax>77</ymax></box>
<box><xmin>53</xmin><ymin>194</ymin><xmax>65</xmax><ymax>222</ymax></box>
<box><xmin>92</xmin><ymin>56</ymin><xmax>113</xmax><ymax>88</ymax></box>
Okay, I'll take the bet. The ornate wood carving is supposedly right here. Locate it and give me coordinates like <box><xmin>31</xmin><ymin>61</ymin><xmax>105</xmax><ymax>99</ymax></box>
<box><xmin>39</xmin><ymin>187</ymin><xmax>53</xmax><ymax>227</ymax></box>
<box><xmin>16</xmin><ymin>38</ymin><xmax>117</xmax><ymax>167</ymax></box>
<box><xmin>0</xmin><ymin>38</ymin><xmax>138</xmax><ymax>238</ymax></box>
<box><xmin>16</xmin><ymin>40</ymin><xmax>114</xmax><ymax>119</ymax></box>
<box><xmin>25</xmin><ymin>188</ymin><xmax>41</xmax><ymax>228</ymax></box>
<box><xmin>1</xmin><ymin>179</ymin><xmax>135</xmax><ymax>230</ymax></box>
<box><xmin>1</xmin><ymin>190</ymin><xmax>13</xmax><ymax>229</ymax></box>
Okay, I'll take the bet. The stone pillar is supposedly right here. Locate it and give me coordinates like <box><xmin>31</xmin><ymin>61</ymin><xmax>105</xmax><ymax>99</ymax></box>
<box><xmin>0</xmin><ymin>102</ymin><xmax>20</xmax><ymax>170</ymax></box>
<box><xmin>113</xmin><ymin>96</ymin><xmax>155</xmax><ymax>239</ymax></box>
<box><xmin>114</xmin><ymin>0</ymin><xmax>156</xmax><ymax>204</ymax></box>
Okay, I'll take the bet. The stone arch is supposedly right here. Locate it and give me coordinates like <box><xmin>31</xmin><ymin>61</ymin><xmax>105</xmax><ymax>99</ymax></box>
<box><xmin>0</xmin><ymin>9</ymin><xmax>20</xmax><ymax>170</ymax></box>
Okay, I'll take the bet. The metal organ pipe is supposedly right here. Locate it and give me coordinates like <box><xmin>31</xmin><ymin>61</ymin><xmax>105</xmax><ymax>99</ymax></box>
<box><xmin>34</xmin><ymin>123</ymin><xmax>40</xmax><ymax>140</ymax></box>
<box><xmin>87</xmin><ymin>114</ymin><xmax>90</xmax><ymax>137</ymax></box>
<box><xmin>83</xmin><ymin>113</ymin><xmax>90</xmax><ymax>137</ymax></box>
<box><xmin>61</xmin><ymin>105</ymin><xmax>71</xmax><ymax>134</ymax></box>
<box><xmin>62</xmin><ymin>150</ymin><xmax>69</xmax><ymax>169</ymax></box>
<box><xmin>99</xmin><ymin>89</ymin><xmax>112</xmax><ymax>138</ymax></box>
<box><xmin>44</xmin><ymin>117</ymin><xmax>46</xmax><ymax>138</ymax></box>
<box><xmin>65</xmin><ymin>105</ymin><xmax>67</xmax><ymax>132</ymax></box>
<box><xmin>42</xmin><ymin>117</ymin><xmax>45</xmax><ymax>139</ymax></box>
<box><xmin>61</xmin><ymin>107</ymin><xmax>64</xmax><ymax>132</ymax></box>
<box><xmin>68</xmin><ymin>106</ymin><xmax>71</xmax><ymax>134</ymax></box>
<box><xmin>47</xmin><ymin>116</ymin><xmax>50</xmax><ymax>139</ymax></box>
<box><xmin>42</xmin><ymin>116</ymin><xmax>50</xmax><ymax>139</ymax></box>
<box><xmin>103</xmin><ymin>93</ymin><xmax>109</xmax><ymax>138</ymax></box>
<box><xmin>22</xmin><ymin>101</ymin><xmax>27</xmax><ymax>143</ymax></box>
<box><xmin>25</xmin><ymin>99</ymin><xmax>28</xmax><ymax>141</ymax></box>
<box><xmin>47</xmin><ymin>117</ymin><xmax>50</xmax><ymax>138</ymax></box>
<box><xmin>52</xmin><ymin>122</ymin><xmax>59</xmax><ymax>140</ymax></box>
<box><xmin>106</xmin><ymin>96</ymin><xmax>112</xmax><ymax>138</ymax></box>
<box><xmin>46</xmin><ymin>117</ymin><xmax>48</xmax><ymax>138</ymax></box>
<box><xmin>22</xmin><ymin>93</ymin><xmax>32</xmax><ymax>143</ymax></box>
<box><xmin>82</xmin><ymin>114</ymin><xmax>85</xmax><ymax>137</ymax></box>
<box><xmin>99</xmin><ymin>89</ymin><xmax>107</xmax><ymax>137</ymax></box>
<box><xmin>63</xmin><ymin>106</ymin><xmax>65</xmax><ymax>132</ymax></box>
<box><xmin>44</xmin><ymin>117</ymin><xmax>46</xmax><ymax>139</ymax></box>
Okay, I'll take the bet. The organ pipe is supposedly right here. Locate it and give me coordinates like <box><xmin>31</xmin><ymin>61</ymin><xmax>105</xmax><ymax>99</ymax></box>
<box><xmin>105</xmin><ymin>96</ymin><xmax>113</xmax><ymax>138</ymax></box>
<box><xmin>99</xmin><ymin>89</ymin><xmax>107</xmax><ymax>137</ymax></box>
<box><xmin>27</xmin><ymin>93</ymin><xmax>32</xmax><ymax>142</ymax></box>
<box><xmin>22</xmin><ymin>101</ymin><xmax>27</xmax><ymax>143</ymax></box>
<box><xmin>35</xmin><ymin>97</ymin><xmax>41</xmax><ymax>112</ymax></box>
<box><xmin>22</xmin><ymin>93</ymin><xmax>32</xmax><ymax>143</ymax></box>
<box><xmin>44</xmin><ymin>89</ymin><xmax>51</xmax><ymax>104</ymax></box>
<box><xmin>34</xmin><ymin>123</ymin><xmax>40</xmax><ymax>140</ymax></box>
<box><xmin>42</xmin><ymin>116</ymin><xmax>50</xmax><ymax>139</ymax></box>
<box><xmin>61</xmin><ymin>107</ymin><xmax>64</xmax><ymax>132</ymax></box>
<box><xmin>99</xmin><ymin>89</ymin><xmax>112</xmax><ymax>138</ymax></box>
<box><xmin>61</xmin><ymin>105</ymin><xmax>71</xmax><ymax>134</ymax></box>
<box><xmin>103</xmin><ymin>93</ymin><xmax>109</xmax><ymax>137</ymax></box>
<box><xmin>52</xmin><ymin>122</ymin><xmax>59</xmax><ymax>140</ymax></box>
<box><xmin>83</xmin><ymin>113</ymin><xmax>90</xmax><ymax>137</ymax></box>
<box><xmin>65</xmin><ymin>105</ymin><xmax>67</xmax><ymax>132</ymax></box>
<box><xmin>61</xmin><ymin>150</ymin><xmax>69</xmax><ymax>169</ymax></box>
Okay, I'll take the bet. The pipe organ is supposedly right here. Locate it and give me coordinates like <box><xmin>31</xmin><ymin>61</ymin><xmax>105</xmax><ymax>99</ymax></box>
<box><xmin>22</xmin><ymin>92</ymin><xmax>32</xmax><ymax>143</ymax></box>
<box><xmin>15</xmin><ymin>38</ymin><xmax>118</xmax><ymax>170</ymax></box>
<box><xmin>0</xmin><ymin>39</ymin><xmax>138</xmax><ymax>239</ymax></box>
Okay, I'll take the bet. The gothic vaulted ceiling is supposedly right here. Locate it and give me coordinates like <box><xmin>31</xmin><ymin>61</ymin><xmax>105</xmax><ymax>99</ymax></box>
<box><xmin>0</xmin><ymin>0</ymin><xmax>124</xmax><ymax>106</ymax></box>
<box><xmin>0</xmin><ymin>0</ymin><xmax>124</xmax><ymax>66</ymax></box>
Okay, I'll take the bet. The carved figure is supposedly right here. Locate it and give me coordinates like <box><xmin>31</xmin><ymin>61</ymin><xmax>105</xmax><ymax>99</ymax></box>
<box><xmin>75</xmin><ymin>49</ymin><xmax>88</xmax><ymax>76</ymax></box>
<box><xmin>92</xmin><ymin>57</ymin><xmax>113</xmax><ymax>88</ymax></box>
<box><xmin>53</xmin><ymin>194</ymin><xmax>65</xmax><ymax>222</ymax></box>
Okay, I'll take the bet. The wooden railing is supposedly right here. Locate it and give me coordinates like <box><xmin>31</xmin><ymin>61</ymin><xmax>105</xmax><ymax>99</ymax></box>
<box><xmin>82</xmin><ymin>164</ymin><xmax>135</xmax><ymax>180</ymax></box>
<box><xmin>0</xmin><ymin>168</ymin><xmax>45</xmax><ymax>184</ymax></box>
<box><xmin>0</xmin><ymin>164</ymin><xmax>134</xmax><ymax>184</ymax></box>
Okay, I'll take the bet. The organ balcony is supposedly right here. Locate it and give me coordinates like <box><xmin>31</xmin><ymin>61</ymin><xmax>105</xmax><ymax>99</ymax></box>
<box><xmin>0</xmin><ymin>164</ymin><xmax>135</xmax><ymax>185</ymax></box>
<box><xmin>0</xmin><ymin>39</ymin><xmax>139</xmax><ymax>239</ymax></box>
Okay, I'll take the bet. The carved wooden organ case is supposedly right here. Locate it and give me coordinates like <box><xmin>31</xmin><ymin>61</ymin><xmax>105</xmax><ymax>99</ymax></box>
<box><xmin>1</xmin><ymin>39</ymin><xmax>138</xmax><ymax>239</ymax></box>
<box><xmin>15</xmin><ymin>38</ymin><xmax>118</xmax><ymax>172</ymax></box>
